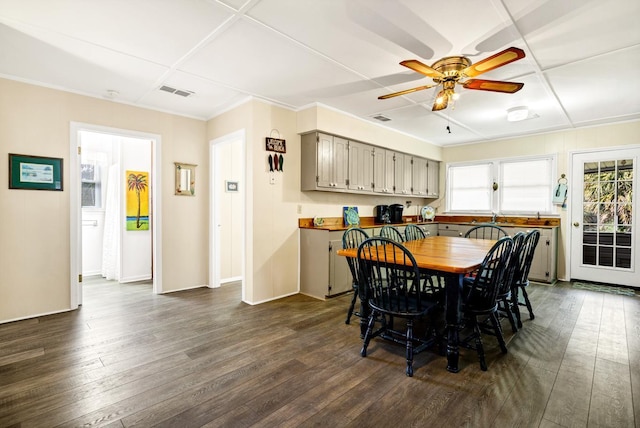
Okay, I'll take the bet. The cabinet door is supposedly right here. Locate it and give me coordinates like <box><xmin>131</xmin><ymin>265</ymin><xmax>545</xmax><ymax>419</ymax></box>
<box><xmin>419</xmin><ymin>223</ymin><xmax>437</xmax><ymax>236</ymax></box>
<box><xmin>315</xmin><ymin>133</ymin><xmax>334</xmax><ymax>188</ymax></box>
<box><xmin>316</xmin><ymin>133</ymin><xmax>348</xmax><ymax>190</ymax></box>
<box><xmin>348</xmin><ymin>141</ymin><xmax>374</xmax><ymax>192</ymax></box>
<box><xmin>528</xmin><ymin>229</ymin><xmax>551</xmax><ymax>282</ymax></box>
<box><xmin>329</xmin><ymin>239</ymin><xmax>352</xmax><ymax>296</ymax></box>
<box><xmin>438</xmin><ymin>224</ymin><xmax>464</xmax><ymax>237</ymax></box>
<box><xmin>383</xmin><ymin>150</ymin><xmax>395</xmax><ymax>193</ymax></box>
<box><xmin>332</xmin><ymin>136</ymin><xmax>349</xmax><ymax>190</ymax></box>
<box><xmin>412</xmin><ymin>157</ymin><xmax>428</xmax><ymax>196</ymax></box>
<box><xmin>373</xmin><ymin>148</ymin><xmax>394</xmax><ymax>194</ymax></box>
<box><xmin>426</xmin><ymin>160</ymin><xmax>439</xmax><ymax>197</ymax></box>
<box><xmin>394</xmin><ymin>153</ymin><xmax>413</xmax><ymax>195</ymax></box>
<box><xmin>505</xmin><ymin>227</ymin><xmax>555</xmax><ymax>283</ymax></box>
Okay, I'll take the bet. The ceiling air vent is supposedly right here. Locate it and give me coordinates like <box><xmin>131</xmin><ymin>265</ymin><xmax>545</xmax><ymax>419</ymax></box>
<box><xmin>372</xmin><ymin>114</ymin><xmax>391</xmax><ymax>122</ymax></box>
<box><xmin>159</xmin><ymin>85</ymin><xmax>195</xmax><ymax>97</ymax></box>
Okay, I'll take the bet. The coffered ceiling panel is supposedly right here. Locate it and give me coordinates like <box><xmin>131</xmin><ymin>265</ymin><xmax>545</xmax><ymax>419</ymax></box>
<box><xmin>0</xmin><ymin>0</ymin><xmax>638</xmax><ymax>146</ymax></box>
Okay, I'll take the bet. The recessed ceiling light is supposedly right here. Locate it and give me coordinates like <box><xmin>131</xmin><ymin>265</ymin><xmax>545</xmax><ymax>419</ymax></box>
<box><xmin>507</xmin><ymin>106</ymin><xmax>529</xmax><ymax>122</ymax></box>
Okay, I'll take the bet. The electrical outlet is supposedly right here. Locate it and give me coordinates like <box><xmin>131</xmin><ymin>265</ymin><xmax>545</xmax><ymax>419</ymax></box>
<box><xmin>297</xmin><ymin>205</ymin><xmax>302</xmax><ymax>214</ymax></box>
<box><xmin>270</xmin><ymin>175</ymin><xmax>275</xmax><ymax>184</ymax></box>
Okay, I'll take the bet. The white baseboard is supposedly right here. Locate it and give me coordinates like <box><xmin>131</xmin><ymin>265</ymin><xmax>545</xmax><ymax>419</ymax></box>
<box><xmin>1</xmin><ymin>307</ymin><xmax>73</xmax><ymax>325</ymax></box>
<box><xmin>160</xmin><ymin>284</ymin><xmax>208</xmax><ymax>294</ymax></box>
<box><xmin>244</xmin><ymin>290</ymin><xmax>300</xmax><ymax>305</ymax></box>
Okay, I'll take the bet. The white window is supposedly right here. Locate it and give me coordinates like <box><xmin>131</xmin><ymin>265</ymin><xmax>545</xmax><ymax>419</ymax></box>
<box><xmin>446</xmin><ymin>155</ymin><xmax>556</xmax><ymax>214</ymax></box>
<box><xmin>81</xmin><ymin>162</ymin><xmax>100</xmax><ymax>208</ymax></box>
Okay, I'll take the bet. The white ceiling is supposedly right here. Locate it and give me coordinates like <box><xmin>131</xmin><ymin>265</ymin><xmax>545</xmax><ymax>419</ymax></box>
<box><xmin>1</xmin><ymin>0</ymin><xmax>639</xmax><ymax>146</ymax></box>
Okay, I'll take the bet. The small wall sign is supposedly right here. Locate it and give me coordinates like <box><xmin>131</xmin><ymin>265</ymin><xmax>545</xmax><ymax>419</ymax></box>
<box><xmin>265</xmin><ymin>137</ymin><xmax>286</xmax><ymax>153</ymax></box>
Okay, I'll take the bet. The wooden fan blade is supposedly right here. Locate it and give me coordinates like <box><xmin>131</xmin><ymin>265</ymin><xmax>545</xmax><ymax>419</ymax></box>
<box><xmin>462</xmin><ymin>79</ymin><xmax>524</xmax><ymax>93</ymax></box>
<box><xmin>378</xmin><ymin>85</ymin><xmax>435</xmax><ymax>100</ymax></box>
<box><xmin>462</xmin><ymin>47</ymin><xmax>525</xmax><ymax>78</ymax></box>
<box><xmin>400</xmin><ymin>60</ymin><xmax>444</xmax><ymax>79</ymax></box>
<box><xmin>432</xmin><ymin>89</ymin><xmax>449</xmax><ymax>111</ymax></box>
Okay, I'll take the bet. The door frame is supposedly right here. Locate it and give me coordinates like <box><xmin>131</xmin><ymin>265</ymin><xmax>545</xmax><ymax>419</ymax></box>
<box><xmin>209</xmin><ymin>130</ymin><xmax>246</xmax><ymax>301</ymax></box>
<box><xmin>567</xmin><ymin>144</ymin><xmax>640</xmax><ymax>286</ymax></box>
<box><xmin>69</xmin><ymin>122</ymin><xmax>163</xmax><ymax>309</ymax></box>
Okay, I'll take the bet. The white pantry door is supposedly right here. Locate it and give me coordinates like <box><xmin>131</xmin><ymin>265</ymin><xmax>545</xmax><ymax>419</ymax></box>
<box><xmin>570</xmin><ymin>147</ymin><xmax>640</xmax><ymax>287</ymax></box>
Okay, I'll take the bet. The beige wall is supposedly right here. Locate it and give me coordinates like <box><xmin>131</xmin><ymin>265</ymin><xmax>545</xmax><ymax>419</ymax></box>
<box><xmin>6</xmin><ymin>75</ymin><xmax>633</xmax><ymax>322</ymax></box>
<box><xmin>442</xmin><ymin>121</ymin><xmax>640</xmax><ymax>280</ymax></box>
<box><xmin>208</xmin><ymin>101</ymin><xmax>443</xmax><ymax>304</ymax></box>
<box><xmin>207</xmin><ymin>100</ymin><xmax>301</xmax><ymax>303</ymax></box>
<box><xmin>0</xmin><ymin>78</ymin><xmax>208</xmax><ymax>322</ymax></box>
<box><xmin>298</xmin><ymin>104</ymin><xmax>441</xmax><ymax>160</ymax></box>
<box><xmin>218</xmin><ymin>140</ymin><xmax>242</xmax><ymax>280</ymax></box>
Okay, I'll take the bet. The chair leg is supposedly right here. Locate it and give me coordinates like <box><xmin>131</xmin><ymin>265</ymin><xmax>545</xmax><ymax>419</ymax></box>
<box><xmin>361</xmin><ymin>311</ymin><xmax>377</xmax><ymax>357</ymax></box>
<box><xmin>489</xmin><ymin>312</ymin><xmax>508</xmax><ymax>354</ymax></box>
<box><xmin>405</xmin><ymin>319</ymin><xmax>414</xmax><ymax>377</ymax></box>
<box><xmin>512</xmin><ymin>288</ymin><xmax>523</xmax><ymax>329</ymax></box>
<box><xmin>521</xmin><ymin>286</ymin><xmax>535</xmax><ymax>320</ymax></box>
<box><xmin>345</xmin><ymin>287</ymin><xmax>358</xmax><ymax>324</ymax></box>
<box><xmin>501</xmin><ymin>296</ymin><xmax>518</xmax><ymax>333</ymax></box>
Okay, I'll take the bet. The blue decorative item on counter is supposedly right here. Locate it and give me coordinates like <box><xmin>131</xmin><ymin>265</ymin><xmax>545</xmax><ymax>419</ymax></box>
<box><xmin>343</xmin><ymin>206</ymin><xmax>360</xmax><ymax>226</ymax></box>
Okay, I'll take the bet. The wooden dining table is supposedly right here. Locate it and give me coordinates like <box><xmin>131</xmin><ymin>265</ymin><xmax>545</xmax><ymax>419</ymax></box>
<box><xmin>337</xmin><ymin>235</ymin><xmax>496</xmax><ymax>373</ymax></box>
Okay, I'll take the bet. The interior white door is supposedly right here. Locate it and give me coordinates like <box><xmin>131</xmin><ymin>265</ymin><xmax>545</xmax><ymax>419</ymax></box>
<box><xmin>570</xmin><ymin>147</ymin><xmax>640</xmax><ymax>287</ymax></box>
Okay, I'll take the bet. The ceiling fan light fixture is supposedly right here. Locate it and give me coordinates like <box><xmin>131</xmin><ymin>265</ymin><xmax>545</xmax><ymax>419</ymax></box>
<box><xmin>507</xmin><ymin>106</ymin><xmax>529</xmax><ymax>122</ymax></box>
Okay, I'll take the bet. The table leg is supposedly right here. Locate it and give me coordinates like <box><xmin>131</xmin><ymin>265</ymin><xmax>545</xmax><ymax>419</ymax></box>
<box><xmin>445</xmin><ymin>273</ymin><xmax>463</xmax><ymax>373</ymax></box>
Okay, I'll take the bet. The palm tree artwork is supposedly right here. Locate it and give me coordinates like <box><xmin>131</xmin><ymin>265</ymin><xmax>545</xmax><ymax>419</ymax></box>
<box><xmin>126</xmin><ymin>171</ymin><xmax>149</xmax><ymax>231</ymax></box>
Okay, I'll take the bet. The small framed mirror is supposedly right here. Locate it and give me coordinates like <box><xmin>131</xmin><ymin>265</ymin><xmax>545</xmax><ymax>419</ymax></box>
<box><xmin>175</xmin><ymin>162</ymin><xmax>197</xmax><ymax>196</ymax></box>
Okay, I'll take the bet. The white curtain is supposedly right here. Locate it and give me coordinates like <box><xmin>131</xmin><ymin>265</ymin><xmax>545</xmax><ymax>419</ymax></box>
<box><xmin>102</xmin><ymin>163</ymin><xmax>120</xmax><ymax>280</ymax></box>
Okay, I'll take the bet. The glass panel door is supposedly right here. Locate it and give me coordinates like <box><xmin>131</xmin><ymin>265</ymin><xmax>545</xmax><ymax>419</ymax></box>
<box><xmin>571</xmin><ymin>148</ymin><xmax>639</xmax><ymax>287</ymax></box>
<box><xmin>581</xmin><ymin>159</ymin><xmax>633</xmax><ymax>268</ymax></box>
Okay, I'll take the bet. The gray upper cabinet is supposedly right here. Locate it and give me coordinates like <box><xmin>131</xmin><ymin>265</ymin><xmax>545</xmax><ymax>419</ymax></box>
<box><xmin>347</xmin><ymin>140</ymin><xmax>374</xmax><ymax>192</ymax></box>
<box><xmin>394</xmin><ymin>152</ymin><xmax>413</xmax><ymax>195</ymax></box>
<box><xmin>301</xmin><ymin>130</ymin><xmax>439</xmax><ymax>198</ymax></box>
<box><xmin>426</xmin><ymin>159</ymin><xmax>439</xmax><ymax>197</ymax></box>
<box><xmin>373</xmin><ymin>148</ymin><xmax>395</xmax><ymax>194</ymax></box>
<box><xmin>301</xmin><ymin>132</ymin><xmax>348</xmax><ymax>191</ymax></box>
<box><xmin>412</xmin><ymin>156</ymin><xmax>429</xmax><ymax>196</ymax></box>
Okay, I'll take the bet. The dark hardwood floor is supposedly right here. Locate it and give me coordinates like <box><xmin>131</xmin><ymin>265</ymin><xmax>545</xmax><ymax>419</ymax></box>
<box><xmin>1</xmin><ymin>276</ymin><xmax>638</xmax><ymax>427</ymax></box>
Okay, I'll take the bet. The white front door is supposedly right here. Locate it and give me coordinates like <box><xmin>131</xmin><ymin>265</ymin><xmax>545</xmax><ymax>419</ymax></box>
<box><xmin>570</xmin><ymin>147</ymin><xmax>640</xmax><ymax>287</ymax></box>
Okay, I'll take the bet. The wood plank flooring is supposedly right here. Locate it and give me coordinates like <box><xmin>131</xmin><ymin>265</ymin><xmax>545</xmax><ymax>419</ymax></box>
<box><xmin>0</xmin><ymin>277</ymin><xmax>638</xmax><ymax>427</ymax></box>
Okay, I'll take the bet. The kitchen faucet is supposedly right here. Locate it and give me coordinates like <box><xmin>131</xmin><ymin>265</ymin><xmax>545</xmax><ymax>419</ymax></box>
<box><xmin>491</xmin><ymin>211</ymin><xmax>497</xmax><ymax>223</ymax></box>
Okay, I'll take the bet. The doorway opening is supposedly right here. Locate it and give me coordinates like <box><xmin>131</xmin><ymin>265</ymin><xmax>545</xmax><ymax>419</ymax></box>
<box><xmin>210</xmin><ymin>130</ymin><xmax>246</xmax><ymax>301</ymax></box>
<box><xmin>70</xmin><ymin>123</ymin><xmax>162</xmax><ymax>309</ymax></box>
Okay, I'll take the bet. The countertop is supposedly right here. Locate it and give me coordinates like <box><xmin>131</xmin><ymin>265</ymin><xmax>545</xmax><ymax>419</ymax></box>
<box><xmin>299</xmin><ymin>215</ymin><xmax>560</xmax><ymax>231</ymax></box>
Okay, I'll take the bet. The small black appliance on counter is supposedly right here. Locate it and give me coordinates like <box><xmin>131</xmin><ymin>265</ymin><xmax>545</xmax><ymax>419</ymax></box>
<box><xmin>389</xmin><ymin>204</ymin><xmax>404</xmax><ymax>223</ymax></box>
<box><xmin>374</xmin><ymin>205</ymin><xmax>390</xmax><ymax>224</ymax></box>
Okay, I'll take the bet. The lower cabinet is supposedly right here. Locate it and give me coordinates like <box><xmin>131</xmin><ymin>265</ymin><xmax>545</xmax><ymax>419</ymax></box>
<box><xmin>436</xmin><ymin>223</ymin><xmax>558</xmax><ymax>283</ymax></box>
<box><xmin>300</xmin><ymin>229</ymin><xmax>352</xmax><ymax>300</ymax></box>
<box><xmin>418</xmin><ymin>223</ymin><xmax>438</xmax><ymax>236</ymax></box>
<box><xmin>503</xmin><ymin>226</ymin><xmax>558</xmax><ymax>284</ymax></box>
<box><xmin>438</xmin><ymin>223</ymin><xmax>468</xmax><ymax>237</ymax></box>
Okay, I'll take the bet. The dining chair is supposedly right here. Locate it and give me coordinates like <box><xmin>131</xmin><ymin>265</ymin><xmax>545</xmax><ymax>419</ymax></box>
<box><xmin>460</xmin><ymin>235</ymin><xmax>514</xmax><ymax>371</ymax></box>
<box><xmin>496</xmin><ymin>232</ymin><xmax>526</xmax><ymax>333</ymax></box>
<box><xmin>342</xmin><ymin>227</ymin><xmax>370</xmax><ymax>325</ymax></box>
<box><xmin>358</xmin><ymin>237</ymin><xmax>442</xmax><ymax>376</ymax></box>
<box><xmin>379</xmin><ymin>225</ymin><xmax>405</xmax><ymax>242</ymax></box>
<box><xmin>512</xmin><ymin>229</ymin><xmax>541</xmax><ymax>328</ymax></box>
<box><xmin>464</xmin><ymin>224</ymin><xmax>508</xmax><ymax>240</ymax></box>
<box><xmin>404</xmin><ymin>224</ymin><xmax>427</xmax><ymax>241</ymax></box>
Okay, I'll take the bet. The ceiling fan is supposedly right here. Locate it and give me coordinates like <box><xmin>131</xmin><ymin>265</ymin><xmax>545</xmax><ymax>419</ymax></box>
<box><xmin>378</xmin><ymin>47</ymin><xmax>526</xmax><ymax>111</ymax></box>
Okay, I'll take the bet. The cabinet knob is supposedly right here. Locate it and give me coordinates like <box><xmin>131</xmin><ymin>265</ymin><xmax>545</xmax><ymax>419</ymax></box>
<box><xmin>573</xmin><ymin>222</ymin><xmax>580</xmax><ymax>227</ymax></box>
